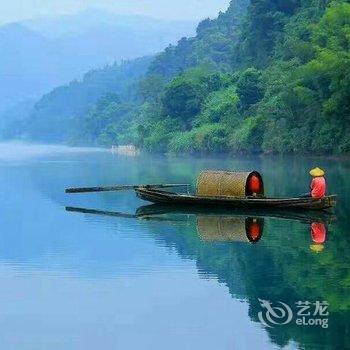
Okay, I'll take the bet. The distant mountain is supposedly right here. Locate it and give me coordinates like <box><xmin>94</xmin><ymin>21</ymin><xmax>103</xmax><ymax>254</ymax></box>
<box><xmin>0</xmin><ymin>23</ymin><xmax>60</xmax><ymax>113</ymax></box>
<box><xmin>1</xmin><ymin>57</ymin><xmax>152</xmax><ymax>142</ymax></box>
<box><xmin>25</xmin><ymin>8</ymin><xmax>196</xmax><ymax>39</ymax></box>
<box><xmin>2</xmin><ymin>0</ymin><xmax>248</xmax><ymax>144</ymax></box>
<box><xmin>0</xmin><ymin>10</ymin><xmax>196</xmax><ymax>113</ymax></box>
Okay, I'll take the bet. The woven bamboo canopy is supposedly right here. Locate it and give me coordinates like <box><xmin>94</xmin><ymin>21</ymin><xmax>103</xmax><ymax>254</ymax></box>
<box><xmin>196</xmin><ymin>170</ymin><xmax>264</xmax><ymax>198</ymax></box>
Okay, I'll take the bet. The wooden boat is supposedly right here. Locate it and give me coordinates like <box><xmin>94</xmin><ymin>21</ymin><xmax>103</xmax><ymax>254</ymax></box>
<box><xmin>135</xmin><ymin>187</ymin><xmax>337</xmax><ymax>211</ymax></box>
<box><xmin>65</xmin><ymin>169</ymin><xmax>337</xmax><ymax>211</ymax></box>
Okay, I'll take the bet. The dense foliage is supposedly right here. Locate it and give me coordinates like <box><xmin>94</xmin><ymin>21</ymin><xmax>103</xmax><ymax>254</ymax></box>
<box><xmin>95</xmin><ymin>0</ymin><xmax>350</xmax><ymax>154</ymax></box>
<box><xmin>8</xmin><ymin>0</ymin><xmax>350</xmax><ymax>155</ymax></box>
<box><xmin>147</xmin><ymin>0</ymin><xmax>250</xmax><ymax>76</ymax></box>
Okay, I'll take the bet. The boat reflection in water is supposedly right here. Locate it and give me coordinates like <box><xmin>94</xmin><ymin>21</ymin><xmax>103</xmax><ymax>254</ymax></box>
<box><xmin>66</xmin><ymin>204</ymin><xmax>334</xmax><ymax>247</ymax></box>
<box><xmin>196</xmin><ymin>216</ymin><xmax>263</xmax><ymax>243</ymax></box>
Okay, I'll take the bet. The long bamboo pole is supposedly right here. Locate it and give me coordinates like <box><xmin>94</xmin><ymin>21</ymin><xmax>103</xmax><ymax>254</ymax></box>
<box><xmin>65</xmin><ymin>183</ymin><xmax>190</xmax><ymax>194</ymax></box>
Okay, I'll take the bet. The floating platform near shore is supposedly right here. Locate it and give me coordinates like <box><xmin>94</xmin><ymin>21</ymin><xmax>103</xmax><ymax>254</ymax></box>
<box><xmin>111</xmin><ymin>145</ymin><xmax>140</xmax><ymax>156</ymax></box>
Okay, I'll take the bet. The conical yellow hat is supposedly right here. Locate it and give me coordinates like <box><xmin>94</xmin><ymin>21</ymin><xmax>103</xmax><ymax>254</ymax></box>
<box><xmin>310</xmin><ymin>244</ymin><xmax>325</xmax><ymax>253</ymax></box>
<box><xmin>310</xmin><ymin>167</ymin><xmax>325</xmax><ymax>177</ymax></box>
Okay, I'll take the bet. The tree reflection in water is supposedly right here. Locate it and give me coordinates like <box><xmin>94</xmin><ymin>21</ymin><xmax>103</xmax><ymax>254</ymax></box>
<box><xmin>66</xmin><ymin>205</ymin><xmax>347</xmax><ymax>350</ymax></box>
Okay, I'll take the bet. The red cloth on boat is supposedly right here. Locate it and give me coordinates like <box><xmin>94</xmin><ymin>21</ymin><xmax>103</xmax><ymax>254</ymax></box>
<box><xmin>311</xmin><ymin>222</ymin><xmax>327</xmax><ymax>244</ymax></box>
<box><xmin>249</xmin><ymin>175</ymin><xmax>261</xmax><ymax>194</ymax></box>
<box><xmin>311</xmin><ymin>177</ymin><xmax>326</xmax><ymax>198</ymax></box>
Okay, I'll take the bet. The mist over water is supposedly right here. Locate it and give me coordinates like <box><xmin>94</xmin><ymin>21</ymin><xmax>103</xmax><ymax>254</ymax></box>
<box><xmin>0</xmin><ymin>144</ymin><xmax>349</xmax><ymax>349</ymax></box>
<box><xmin>0</xmin><ymin>142</ymin><xmax>106</xmax><ymax>160</ymax></box>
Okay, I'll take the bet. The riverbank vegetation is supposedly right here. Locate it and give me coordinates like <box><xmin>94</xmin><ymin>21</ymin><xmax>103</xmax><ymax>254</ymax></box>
<box><xmin>6</xmin><ymin>0</ymin><xmax>350</xmax><ymax>155</ymax></box>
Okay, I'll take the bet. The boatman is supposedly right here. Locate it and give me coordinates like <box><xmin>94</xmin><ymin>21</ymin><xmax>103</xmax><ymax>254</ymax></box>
<box><xmin>301</xmin><ymin>167</ymin><xmax>327</xmax><ymax>198</ymax></box>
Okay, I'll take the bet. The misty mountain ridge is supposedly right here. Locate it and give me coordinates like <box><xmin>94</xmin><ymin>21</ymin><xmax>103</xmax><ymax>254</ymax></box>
<box><xmin>24</xmin><ymin>8</ymin><xmax>196</xmax><ymax>38</ymax></box>
<box><xmin>0</xmin><ymin>9</ymin><xmax>196</xmax><ymax>113</ymax></box>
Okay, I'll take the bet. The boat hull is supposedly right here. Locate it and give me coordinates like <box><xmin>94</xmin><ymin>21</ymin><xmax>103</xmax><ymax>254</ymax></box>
<box><xmin>135</xmin><ymin>188</ymin><xmax>337</xmax><ymax>211</ymax></box>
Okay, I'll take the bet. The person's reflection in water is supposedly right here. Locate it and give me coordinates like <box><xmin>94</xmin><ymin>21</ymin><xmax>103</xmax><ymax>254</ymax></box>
<box><xmin>310</xmin><ymin>221</ymin><xmax>327</xmax><ymax>253</ymax></box>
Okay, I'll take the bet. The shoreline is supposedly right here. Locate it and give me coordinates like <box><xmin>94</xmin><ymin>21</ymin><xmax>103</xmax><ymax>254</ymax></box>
<box><xmin>1</xmin><ymin>141</ymin><xmax>349</xmax><ymax>161</ymax></box>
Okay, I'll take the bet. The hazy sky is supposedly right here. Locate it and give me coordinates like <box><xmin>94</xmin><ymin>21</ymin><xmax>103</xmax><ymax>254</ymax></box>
<box><xmin>0</xmin><ymin>0</ymin><xmax>231</xmax><ymax>24</ymax></box>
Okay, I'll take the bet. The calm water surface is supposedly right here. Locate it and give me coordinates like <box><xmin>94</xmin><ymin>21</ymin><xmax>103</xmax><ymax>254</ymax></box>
<box><xmin>0</xmin><ymin>143</ymin><xmax>349</xmax><ymax>350</ymax></box>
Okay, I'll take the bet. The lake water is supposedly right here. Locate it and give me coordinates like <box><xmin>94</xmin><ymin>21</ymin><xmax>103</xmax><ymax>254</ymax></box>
<box><xmin>0</xmin><ymin>143</ymin><xmax>349</xmax><ymax>350</ymax></box>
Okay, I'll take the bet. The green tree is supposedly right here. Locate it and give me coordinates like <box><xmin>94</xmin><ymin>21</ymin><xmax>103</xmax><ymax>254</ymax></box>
<box><xmin>236</xmin><ymin>68</ymin><xmax>264</xmax><ymax>111</ymax></box>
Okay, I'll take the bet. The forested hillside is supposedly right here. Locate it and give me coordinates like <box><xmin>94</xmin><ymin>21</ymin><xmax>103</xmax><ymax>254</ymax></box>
<box><xmin>148</xmin><ymin>0</ymin><xmax>250</xmax><ymax>76</ymax></box>
<box><xmin>9</xmin><ymin>0</ymin><xmax>350</xmax><ymax>155</ymax></box>
<box><xmin>126</xmin><ymin>0</ymin><xmax>350</xmax><ymax>154</ymax></box>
